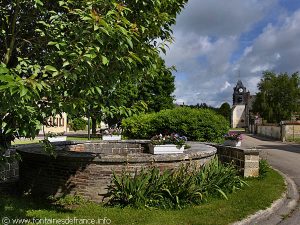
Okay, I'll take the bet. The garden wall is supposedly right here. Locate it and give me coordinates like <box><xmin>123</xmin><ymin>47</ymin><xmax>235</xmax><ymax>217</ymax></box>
<box><xmin>214</xmin><ymin>144</ymin><xmax>260</xmax><ymax>177</ymax></box>
<box><xmin>282</xmin><ymin>123</ymin><xmax>300</xmax><ymax>142</ymax></box>
<box><xmin>0</xmin><ymin>149</ymin><xmax>19</xmax><ymax>193</ymax></box>
<box><xmin>255</xmin><ymin>123</ymin><xmax>300</xmax><ymax>141</ymax></box>
<box><xmin>256</xmin><ymin>125</ymin><xmax>281</xmax><ymax>140</ymax></box>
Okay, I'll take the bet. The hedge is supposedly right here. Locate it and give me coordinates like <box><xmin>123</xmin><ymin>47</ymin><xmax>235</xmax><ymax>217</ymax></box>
<box><xmin>122</xmin><ymin>107</ymin><xmax>230</xmax><ymax>143</ymax></box>
<box><xmin>69</xmin><ymin>118</ymin><xmax>87</xmax><ymax>131</ymax></box>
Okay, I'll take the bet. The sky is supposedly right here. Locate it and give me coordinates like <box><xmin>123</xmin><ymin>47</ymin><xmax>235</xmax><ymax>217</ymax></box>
<box><xmin>163</xmin><ymin>0</ymin><xmax>300</xmax><ymax>107</ymax></box>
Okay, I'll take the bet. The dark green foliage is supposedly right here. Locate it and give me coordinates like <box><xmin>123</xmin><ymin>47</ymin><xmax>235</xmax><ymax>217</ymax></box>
<box><xmin>69</xmin><ymin>118</ymin><xmax>87</xmax><ymax>131</ymax></box>
<box><xmin>0</xmin><ymin>0</ymin><xmax>188</xmax><ymax>154</ymax></box>
<box><xmin>103</xmin><ymin>58</ymin><xmax>175</xmax><ymax>126</ymax></box>
<box><xmin>187</xmin><ymin>103</ymin><xmax>217</xmax><ymax>111</ymax></box>
<box><xmin>107</xmin><ymin>157</ymin><xmax>246</xmax><ymax>209</ymax></box>
<box><xmin>122</xmin><ymin>107</ymin><xmax>230</xmax><ymax>142</ymax></box>
<box><xmin>107</xmin><ymin>166</ymin><xmax>202</xmax><ymax>209</ymax></box>
<box><xmin>137</xmin><ymin>61</ymin><xmax>176</xmax><ymax>112</ymax></box>
<box><xmin>196</xmin><ymin>158</ymin><xmax>247</xmax><ymax>199</ymax></box>
<box><xmin>39</xmin><ymin>139</ymin><xmax>57</xmax><ymax>158</ymax></box>
<box><xmin>159</xmin><ymin>165</ymin><xmax>203</xmax><ymax>209</ymax></box>
<box><xmin>253</xmin><ymin>71</ymin><xmax>300</xmax><ymax>123</ymax></box>
<box><xmin>218</xmin><ymin>102</ymin><xmax>231</xmax><ymax>123</ymax></box>
<box><xmin>107</xmin><ymin>168</ymin><xmax>169</xmax><ymax>208</ymax></box>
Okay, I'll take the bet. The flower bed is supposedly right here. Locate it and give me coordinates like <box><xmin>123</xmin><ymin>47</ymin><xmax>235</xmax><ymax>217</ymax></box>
<box><xmin>102</xmin><ymin>127</ymin><xmax>122</xmax><ymax>140</ymax></box>
<box><xmin>48</xmin><ymin>136</ymin><xmax>67</xmax><ymax>142</ymax></box>
<box><xmin>45</xmin><ymin>132</ymin><xmax>66</xmax><ymax>142</ymax></box>
<box><xmin>150</xmin><ymin>133</ymin><xmax>187</xmax><ymax>154</ymax></box>
<box><xmin>102</xmin><ymin>135</ymin><xmax>122</xmax><ymax>141</ymax></box>
<box><xmin>149</xmin><ymin>144</ymin><xmax>184</xmax><ymax>154</ymax></box>
<box><xmin>224</xmin><ymin>132</ymin><xmax>242</xmax><ymax>147</ymax></box>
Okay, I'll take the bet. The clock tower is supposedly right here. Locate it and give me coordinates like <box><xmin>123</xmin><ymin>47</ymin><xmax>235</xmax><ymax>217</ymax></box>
<box><xmin>231</xmin><ymin>80</ymin><xmax>247</xmax><ymax>128</ymax></box>
<box><xmin>233</xmin><ymin>80</ymin><xmax>246</xmax><ymax>105</ymax></box>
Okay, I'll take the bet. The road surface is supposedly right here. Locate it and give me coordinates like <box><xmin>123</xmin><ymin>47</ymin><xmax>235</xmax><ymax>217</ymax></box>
<box><xmin>242</xmin><ymin>134</ymin><xmax>300</xmax><ymax>225</ymax></box>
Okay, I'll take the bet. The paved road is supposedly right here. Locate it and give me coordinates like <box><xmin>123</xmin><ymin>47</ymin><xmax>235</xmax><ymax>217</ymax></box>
<box><xmin>242</xmin><ymin>134</ymin><xmax>300</xmax><ymax>225</ymax></box>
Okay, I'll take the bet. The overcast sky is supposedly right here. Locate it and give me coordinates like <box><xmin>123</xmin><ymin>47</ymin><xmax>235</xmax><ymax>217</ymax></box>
<box><xmin>163</xmin><ymin>0</ymin><xmax>300</xmax><ymax>107</ymax></box>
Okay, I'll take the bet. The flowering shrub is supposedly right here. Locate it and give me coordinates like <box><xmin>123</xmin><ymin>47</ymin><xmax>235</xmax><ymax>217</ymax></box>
<box><xmin>150</xmin><ymin>133</ymin><xmax>187</xmax><ymax>147</ymax></box>
<box><xmin>102</xmin><ymin>127</ymin><xmax>122</xmax><ymax>136</ymax></box>
<box><xmin>45</xmin><ymin>132</ymin><xmax>65</xmax><ymax>138</ymax></box>
<box><xmin>224</xmin><ymin>132</ymin><xmax>242</xmax><ymax>141</ymax></box>
<box><xmin>122</xmin><ymin>107</ymin><xmax>230</xmax><ymax>143</ymax></box>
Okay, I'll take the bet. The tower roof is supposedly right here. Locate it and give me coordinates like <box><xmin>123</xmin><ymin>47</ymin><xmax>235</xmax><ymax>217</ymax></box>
<box><xmin>236</xmin><ymin>80</ymin><xmax>244</xmax><ymax>87</ymax></box>
<box><xmin>234</xmin><ymin>79</ymin><xmax>245</xmax><ymax>90</ymax></box>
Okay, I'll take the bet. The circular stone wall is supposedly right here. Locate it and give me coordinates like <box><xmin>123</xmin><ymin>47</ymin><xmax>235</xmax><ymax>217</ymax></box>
<box><xmin>17</xmin><ymin>140</ymin><xmax>216</xmax><ymax>202</ymax></box>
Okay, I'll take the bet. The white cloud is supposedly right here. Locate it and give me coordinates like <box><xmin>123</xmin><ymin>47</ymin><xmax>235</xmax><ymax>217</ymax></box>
<box><xmin>243</xmin><ymin>46</ymin><xmax>253</xmax><ymax>57</ymax></box>
<box><xmin>250</xmin><ymin>64</ymin><xmax>274</xmax><ymax>73</ymax></box>
<box><xmin>163</xmin><ymin>1</ymin><xmax>300</xmax><ymax>107</ymax></box>
<box><xmin>221</xmin><ymin>81</ymin><xmax>231</xmax><ymax>92</ymax></box>
<box><xmin>238</xmin><ymin>9</ymin><xmax>300</xmax><ymax>76</ymax></box>
<box><xmin>175</xmin><ymin>0</ymin><xmax>276</xmax><ymax>36</ymax></box>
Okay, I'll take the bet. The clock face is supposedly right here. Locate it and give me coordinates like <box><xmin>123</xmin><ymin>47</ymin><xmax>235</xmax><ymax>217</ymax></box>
<box><xmin>238</xmin><ymin>88</ymin><xmax>243</xmax><ymax>93</ymax></box>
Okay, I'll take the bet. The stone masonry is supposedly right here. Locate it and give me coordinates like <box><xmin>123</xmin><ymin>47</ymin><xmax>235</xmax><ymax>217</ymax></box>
<box><xmin>17</xmin><ymin>141</ymin><xmax>216</xmax><ymax>202</ymax></box>
<box><xmin>0</xmin><ymin>149</ymin><xmax>19</xmax><ymax>193</ymax></box>
<box><xmin>0</xmin><ymin>140</ymin><xmax>261</xmax><ymax>202</ymax></box>
<box><xmin>215</xmin><ymin>144</ymin><xmax>260</xmax><ymax>177</ymax></box>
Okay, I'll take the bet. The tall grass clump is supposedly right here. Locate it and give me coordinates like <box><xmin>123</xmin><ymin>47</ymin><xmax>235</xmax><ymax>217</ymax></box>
<box><xmin>259</xmin><ymin>159</ymin><xmax>270</xmax><ymax>179</ymax></box>
<box><xmin>107</xmin><ymin>157</ymin><xmax>246</xmax><ymax>209</ymax></box>
<box><xmin>196</xmin><ymin>158</ymin><xmax>247</xmax><ymax>199</ymax></box>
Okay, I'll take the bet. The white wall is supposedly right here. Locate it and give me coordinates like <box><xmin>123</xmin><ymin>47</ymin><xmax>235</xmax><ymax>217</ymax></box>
<box><xmin>232</xmin><ymin>105</ymin><xmax>246</xmax><ymax>128</ymax></box>
<box><xmin>256</xmin><ymin>125</ymin><xmax>281</xmax><ymax>139</ymax></box>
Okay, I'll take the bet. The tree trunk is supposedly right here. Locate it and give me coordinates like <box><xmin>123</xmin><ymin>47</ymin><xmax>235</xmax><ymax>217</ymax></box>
<box><xmin>4</xmin><ymin>0</ymin><xmax>20</xmax><ymax>65</ymax></box>
<box><xmin>0</xmin><ymin>133</ymin><xmax>13</xmax><ymax>151</ymax></box>
<box><xmin>92</xmin><ymin>117</ymin><xmax>97</xmax><ymax>135</ymax></box>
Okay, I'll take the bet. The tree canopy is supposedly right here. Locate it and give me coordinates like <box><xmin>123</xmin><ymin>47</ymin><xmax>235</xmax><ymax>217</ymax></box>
<box><xmin>252</xmin><ymin>71</ymin><xmax>300</xmax><ymax>123</ymax></box>
<box><xmin>0</xmin><ymin>0</ymin><xmax>188</xmax><ymax>150</ymax></box>
<box><xmin>218</xmin><ymin>102</ymin><xmax>231</xmax><ymax>123</ymax></box>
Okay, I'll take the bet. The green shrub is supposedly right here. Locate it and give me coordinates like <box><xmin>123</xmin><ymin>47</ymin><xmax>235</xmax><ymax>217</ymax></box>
<box><xmin>107</xmin><ymin>157</ymin><xmax>246</xmax><ymax>209</ymax></box>
<box><xmin>69</xmin><ymin>118</ymin><xmax>87</xmax><ymax>131</ymax></box>
<box><xmin>122</xmin><ymin>107</ymin><xmax>230</xmax><ymax>142</ymax></box>
<box><xmin>259</xmin><ymin>159</ymin><xmax>269</xmax><ymax>179</ymax></box>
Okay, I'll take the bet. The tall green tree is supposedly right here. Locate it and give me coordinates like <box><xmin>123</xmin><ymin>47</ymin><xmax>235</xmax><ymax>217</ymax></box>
<box><xmin>218</xmin><ymin>102</ymin><xmax>231</xmax><ymax>123</ymax></box>
<box><xmin>103</xmin><ymin>57</ymin><xmax>175</xmax><ymax>126</ymax></box>
<box><xmin>253</xmin><ymin>71</ymin><xmax>300</xmax><ymax>123</ymax></box>
<box><xmin>0</xmin><ymin>0</ymin><xmax>188</xmax><ymax>150</ymax></box>
<box><xmin>137</xmin><ymin>59</ymin><xmax>175</xmax><ymax>112</ymax></box>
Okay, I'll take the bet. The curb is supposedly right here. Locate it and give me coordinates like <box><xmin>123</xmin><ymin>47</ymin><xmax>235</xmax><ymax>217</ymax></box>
<box><xmin>232</xmin><ymin>168</ymin><xmax>299</xmax><ymax>225</ymax></box>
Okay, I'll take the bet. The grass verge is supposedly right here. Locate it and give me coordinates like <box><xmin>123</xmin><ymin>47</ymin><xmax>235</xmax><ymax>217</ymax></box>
<box><xmin>286</xmin><ymin>137</ymin><xmax>300</xmax><ymax>143</ymax></box>
<box><xmin>0</xmin><ymin>166</ymin><xmax>285</xmax><ymax>225</ymax></box>
<box><xmin>11</xmin><ymin>136</ymin><xmax>101</xmax><ymax>145</ymax></box>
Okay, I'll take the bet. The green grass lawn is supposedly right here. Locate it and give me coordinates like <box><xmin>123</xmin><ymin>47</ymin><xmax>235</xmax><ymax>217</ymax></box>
<box><xmin>0</xmin><ymin>167</ymin><xmax>285</xmax><ymax>225</ymax></box>
<box><xmin>286</xmin><ymin>137</ymin><xmax>300</xmax><ymax>143</ymax></box>
<box><xmin>229</xmin><ymin>128</ymin><xmax>246</xmax><ymax>132</ymax></box>
<box><xmin>11</xmin><ymin>139</ymin><xmax>40</xmax><ymax>145</ymax></box>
